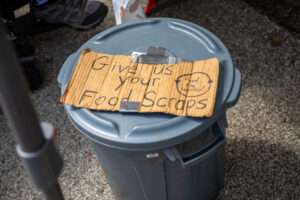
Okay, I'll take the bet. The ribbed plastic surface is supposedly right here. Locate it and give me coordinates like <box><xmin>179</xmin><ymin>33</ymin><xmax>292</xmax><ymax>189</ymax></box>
<box><xmin>58</xmin><ymin>18</ymin><xmax>241</xmax><ymax>150</ymax></box>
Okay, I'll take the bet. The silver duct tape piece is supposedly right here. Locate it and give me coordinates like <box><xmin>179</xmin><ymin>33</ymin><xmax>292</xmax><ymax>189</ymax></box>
<box><xmin>131</xmin><ymin>46</ymin><xmax>182</xmax><ymax>64</ymax></box>
<box><xmin>131</xmin><ymin>53</ymin><xmax>182</xmax><ymax>64</ymax></box>
<box><xmin>138</xmin><ymin>54</ymin><xmax>167</xmax><ymax>64</ymax></box>
<box><xmin>147</xmin><ymin>46</ymin><xmax>166</xmax><ymax>56</ymax></box>
<box><xmin>120</xmin><ymin>101</ymin><xmax>140</xmax><ymax>112</ymax></box>
<box><xmin>168</xmin><ymin>56</ymin><xmax>182</xmax><ymax>64</ymax></box>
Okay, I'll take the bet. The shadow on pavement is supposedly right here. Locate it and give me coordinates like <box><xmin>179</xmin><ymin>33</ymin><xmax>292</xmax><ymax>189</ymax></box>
<box><xmin>242</xmin><ymin>0</ymin><xmax>300</xmax><ymax>33</ymax></box>
<box><xmin>218</xmin><ymin>138</ymin><xmax>300</xmax><ymax>199</ymax></box>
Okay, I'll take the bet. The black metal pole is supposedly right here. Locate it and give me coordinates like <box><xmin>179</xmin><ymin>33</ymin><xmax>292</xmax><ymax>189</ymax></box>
<box><xmin>0</xmin><ymin>23</ymin><xmax>44</xmax><ymax>152</ymax></box>
<box><xmin>43</xmin><ymin>182</ymin><xmax>64</xmax><ymax>200</ymax></box>
<box><xmin>0</xmin><ymin>20</ymin><xmax>64</xmax><ymax>200</ymax></box>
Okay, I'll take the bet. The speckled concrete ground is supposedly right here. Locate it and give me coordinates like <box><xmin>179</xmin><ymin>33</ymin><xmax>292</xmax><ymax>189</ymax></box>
<box><xmin>0</xmin><ymin>0</ymin><xmax>299</xmax><ymax>199</ymax></box>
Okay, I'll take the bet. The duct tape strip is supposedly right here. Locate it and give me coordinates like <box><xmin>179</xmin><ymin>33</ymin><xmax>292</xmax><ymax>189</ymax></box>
<box><xmin>131</xmin><ymin>46</ymin><xmax>182</xmax><ymax>64</ymax></box>
<box><xmin>122</xmin><ymin>47</ymin><xmax>182</xmax><ymax>112</ymax></box>
<box><xmin>120</xmin><ymin>101</ymin><xmax>141</xmax><ymax>112</ymax></box>
<box><xmin>147</xmin><ymin>46</ymin><xmax>166</xmax><ymax>55</ymax></box>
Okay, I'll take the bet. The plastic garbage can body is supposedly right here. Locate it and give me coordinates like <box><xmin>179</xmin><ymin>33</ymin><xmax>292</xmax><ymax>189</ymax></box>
<box><xmin>58</xmin><ymin>18</ymin><xmax>241</xmax><ymax>200</ymax></box>
<box><xmin>91</xmin><ymin>121</ymin><xmax>226</xmax><ymax>200</ymax></box>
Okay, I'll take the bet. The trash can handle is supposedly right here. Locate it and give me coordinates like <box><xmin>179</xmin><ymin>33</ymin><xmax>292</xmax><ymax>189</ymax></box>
<box><xmin>163</xmin><ymin>125</ymin><xmax>225</xmax><ymax>168</ymax></box>
<box><xmin>225</xmin><ymin>68</ymin><xmax>242</xmax><ymax>109</ymax></box>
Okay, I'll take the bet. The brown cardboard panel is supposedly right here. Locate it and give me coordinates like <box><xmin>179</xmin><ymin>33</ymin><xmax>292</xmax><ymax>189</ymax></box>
<box><xmin>61</xmin><ymin>49</ymin><xmax>219</xmax><ymax>117</ymax></box>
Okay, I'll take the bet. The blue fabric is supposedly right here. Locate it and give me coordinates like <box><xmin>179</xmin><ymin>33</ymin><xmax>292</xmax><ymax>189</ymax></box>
<box><xmin>35</xmin><ymin>0</ymin><xmax>49</xmax><ymax>6</ymax></box>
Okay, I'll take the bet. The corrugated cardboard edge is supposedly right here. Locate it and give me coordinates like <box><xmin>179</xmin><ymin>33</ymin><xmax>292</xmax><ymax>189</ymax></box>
<box><xmin>60</xmin><ymin>48</ymin><xmax>220</xmax><ymax>118</ymax></box>
<box><xmin>204</xmin><ymin>57</ymin><xmax>219</xmax><ymax>117</ymax></box>
<box><xmin>60</xmin><ymin>48</ymin><xmax>91</xmax><ymax>103</ymax></box>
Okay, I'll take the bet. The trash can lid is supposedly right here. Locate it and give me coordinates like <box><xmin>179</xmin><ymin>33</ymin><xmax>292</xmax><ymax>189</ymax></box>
<box><xmin>58</xmin><ymin>18</ymin><xmax>241</xmax><ymax>151</ymax></box>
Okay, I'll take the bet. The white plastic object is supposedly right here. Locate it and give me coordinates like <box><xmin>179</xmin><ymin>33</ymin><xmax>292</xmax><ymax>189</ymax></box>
<box><xmin>112</xmin><ymin>0</ymin><xmax>146</xmax><ymax>25</ymax></box>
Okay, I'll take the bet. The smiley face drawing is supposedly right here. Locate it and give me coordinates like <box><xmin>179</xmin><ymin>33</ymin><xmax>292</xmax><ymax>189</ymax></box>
<box><xmin>175</xmin><ymin>72</ymin><xmax>213</xmax><ymax>97</ymax></box>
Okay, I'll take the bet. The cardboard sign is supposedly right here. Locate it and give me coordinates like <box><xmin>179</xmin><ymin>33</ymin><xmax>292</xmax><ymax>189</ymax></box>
<box><xmin>60</xmin><ymin>49</ymin><xmax>219</xmax><ymax>117</ymax></box>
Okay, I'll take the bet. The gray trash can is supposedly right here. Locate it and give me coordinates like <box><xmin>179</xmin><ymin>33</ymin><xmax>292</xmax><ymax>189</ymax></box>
<box><xmin>58</xmin><ymin>18</ymin><xmax>241</xmax><ymax>200</ymax></box>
